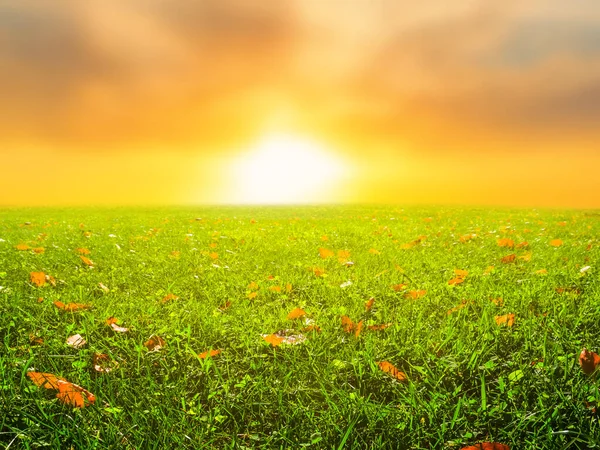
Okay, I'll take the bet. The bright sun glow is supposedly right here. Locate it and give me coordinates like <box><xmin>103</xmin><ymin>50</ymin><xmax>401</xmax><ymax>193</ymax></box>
<box><xmin>231</xmin><ymin>133</ymin><xmax>347</xmax><ymax>204</ymax></box>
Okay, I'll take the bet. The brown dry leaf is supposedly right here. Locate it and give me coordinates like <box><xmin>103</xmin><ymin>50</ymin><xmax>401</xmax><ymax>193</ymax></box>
<box><xmin>53</xmin><ymin>301</ymin><xmax>91</xmax><ymax>312</ymax></box>
<box><xmin>66</xmin><ymin>334</ymin><xmax>86</xmax><ymax>349</ymax></box>
<box><xmin>287</xmin><ymin>308</ymin><xmax>306</xmax><ymax>320</ymax></box>
<box><xmin>161</xmin><ymin>293</ymin><xmax>179</xmax><ymax>304</ymax></box>
<box><xmin>404</xmin><ymin>290</ymin><xmax>426</xmax><ymax>300</ymax></box>
<box><xmin>144</xmin><ymin>335</ymin><xmax>165</xmax><ymax>352</ymax></box>
<box><xmin>262</xmin><ymin>334</ymin><xmax>285</xmax><ymax>347</ymax></box>
<box><xmin>80</xmin><ymin>256</ymin><xmax>95</xmax><ymax>267</ymax></box>
<box><xmin>30</xmin><ymin>272</ymin><xmax>46</xmax><ymax>287</ymax></box>
<box><xmin>497</xmin><ymin>238</ymin><xmax>515</xmax><ymax>248</ymax></box>
<box><xmin>218</xmin><ymin>301</ymin><xmax>232</xmax><ymax>311</ymax></box>
<box><xmin>580</xmin><ymin>348</ymin><xmax>600</xmax><ymax>375</ymax></box>
<box><xmin>377</xmin><ymin>361</ymin><xmax>407</xmax><ymax>382</ymax></box>
<box><xmin>198</xmin><ymin>349</ymin><xmax>221</xmax><ymax>359</ymax></box>
<box><xmin>93</xmin><ymin>353</ymin><xmax>117</xmax><ymax>373</ymax></box>
<box><xmin>319</xmin><ymin>248</ymin><xmax>334</xmax><ymax>259</ymax></box>
<box><xmin>33</xmin><ymin>247</ymin><xmax>45</xmax><ymax>254</ymax></box>
<box><xmin>365</xmin><ymin>297</ymin><xmax>375</xmax><ymax>311</ymax></box>
<box><xmin>76</xmin><ymin>248</ymin><xmax>91</xmax><ymax>255</ymax></box>
<box><xmin>550</xmin><ymin>239</ymin><xmax>563</xmax><ymax>247</ymax></box>
<box><xmin>448</xmin><ymin>277</ymin><xmax>465</xmax><ymax>286</ymax></box>
<box><xmin>29</xmin><ymin>334</ymin><xmax>44</xmax><ymax>345</ymax></box>
<box><xmin>392</xmin><ymin>283</ymin><xmax>407</xmax><ymax>291</ymax></box>
<box><xmin>16</xmin><ymin>243</ymin><xmax>31</xmax><ymax>251</ymax></box>
<box><xmin>460</xmin><ymin>444</ymin><xmax>510</xmax><ymax>450</ymax></box>
<box><xmin>495</xmin><ymin>313</ymin><xmax>515</xmax><ymax>327</ymax></box>
<box><xmin>500</xmin><ymin>254</ymin><xmax>516</xmax><ymax>264</ymax></box>
<box><xmin>368</xmin><ymin>323</ymin><xmax>391</xmax><ymax>331</ymax></box>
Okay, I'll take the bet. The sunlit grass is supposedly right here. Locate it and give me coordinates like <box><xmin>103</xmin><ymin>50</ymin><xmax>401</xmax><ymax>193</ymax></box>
<box><xmin>0</xmin><ymin>206</ymin><xmax>599</xmax><ymax>449</ymax></box>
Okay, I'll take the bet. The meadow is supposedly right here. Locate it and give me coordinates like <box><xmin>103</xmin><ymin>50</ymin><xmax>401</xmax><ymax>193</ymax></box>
<box><xmin>1</xmin><ymin>205</ymin><xmax>599</xmax><ymax>449</ymax></box>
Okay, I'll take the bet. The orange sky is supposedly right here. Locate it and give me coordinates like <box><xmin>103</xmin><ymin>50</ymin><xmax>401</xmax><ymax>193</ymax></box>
<box><xmin>1</xmin><ymin>0</ymin><xmax>599</xmax><ymax>207</ymax></box>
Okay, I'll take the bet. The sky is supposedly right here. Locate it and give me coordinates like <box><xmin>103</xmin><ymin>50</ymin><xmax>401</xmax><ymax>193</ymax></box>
<box><xmin>1</xmin><ymin>0</ymin><xmax>599</xmax><ymax>207</ymax></box>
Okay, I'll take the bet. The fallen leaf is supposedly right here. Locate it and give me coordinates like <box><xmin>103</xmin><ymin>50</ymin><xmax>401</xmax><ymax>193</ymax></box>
<box><xmin>30</xmin><ymin>271</ymin><xmax>46</xmax><ymax>287</ymax></box>
<box><xmin>218</xmin><ymin>301</ymin><xmax>232</xmax><ymax>311</ymax></box>
<box><xmin>209</xmin><ymin>252</ymin><xmax>218</xmax><ymax>260</ymax></box>
<box><xmin>365</xmin><ymin>297</ymin><xmax>375</xmax><ymax>311</ymax></box>
<box><xmin>109</xmin><ymin>322</ymin><xmax>129</xmax><ymax>333</ymax></box>
<box><xmin>312</xmin><ymin>267</ymin><xmax>326</xmax><ymax>277</ymax></box>
<box><xmin>518</xmin><ymin>252</ymin><xmax>532</xmax><ymax>262</ymax></box>
<box><xmin>80</xmin><ymin>256</ymin><xmax>95</xmax><ymax>267</ymax></box>
<box><xmin>377</xmin><ymin>361</ymin><xmax>407</xmax><ymax>382</ymax></box>
<box><xmin>447</xmin><ymin>301</ymin><xmax>468</xmax><ymax>315</ymax></box>
<box><xmin>516</xmin><ymin>241</ymin><xmax>529</xmax><ymax>248</ymax></box>
<box><xmin>580</xmin><ymin>348</ymin><xmax>600</xmax><ymax>375</ymax></box>
<box><xmin>497</xmin><ymin>238</ymin><xmax>514</xmax><ymax>248</ymax></box>
<box><xmin>262</xmin><ymin>334</ymin><xmax>285</xmax><ymax>347</ymax></box>
<box><xmin>500</xmin><ymin>254</ymin><xmax>516</xmax><ymax>264</ymax></box>
<box><xmin>490</xmin><ymin>297</ymin><xmax>504</xmax><ymax>306</ymax></box>
<box><xmin>27</xmin><ymin>372</ymin><xmax>95</xmax><ymax>408</ymax></box>
<box><xmin>404</xmin><ymin>290</ymin><xmax>426</xmax><ymax>299</ymax></box>
<box><xmin>550</xmin><ymin>239</ymin><xmax>563</xmax><ymax>247</ymax></box>
<box><xmin>448</xmin><ymin>277</ymin><xmax>465</xmax><ymax>286</ymax></box>
<box><xmin>269</xmin><ymin>285</ymin><xmax>282</xmax><ymax>292</ymax></box>
<box><xmin>93</xmin><ymin>353</ymin><xmax>117</xmax><ymax>373</ymax></box>
<box><xmin>319</xmin><ymin>248</ymin><xmax>334</xmax><ymax>259</ymax></box>
<box><xmin>495</xmin><ymin>313</ymin><xmax>515</xmax><ymax>327</ymax></box>
<box><xmin>535</xmin><ymin>269</ymin><xmax>548</xmax><ymax>275</ymax></box>
<box><xmin>285</xmin><ymin>283</ymin><xmax>293</xmax><ymax>292</ymax></box>
<box><xmin>29</xmin><ymin>334</ymin><xmax>44</xmax><ymax>345</ymax></box>
<box><xmin>483</xmin><ymin>265</ymin><xmax>495</xmax><ymax>275</ymax></box>
<box><xmin>98</xmin><ymin>283</ymin><xmax>109</xmax><ymax>293</ymax></box>
<box><xmin>53</xmin><ymin>301</ymin><xmax>91</xmax><ymax>312</ymax></box>
<box><xmin>33</xmin><ymin>247</ymin><xmax>45</xmax><ymax>254</ymax></box>
<box><xmin>161</xmin><ymin>293</ymin><xmax>179</xmax><ymax>303</ymax></box>
<box><xmin>392</xmin><ymin>283</ymin><xmax>407</xmax><ymax>291</ymax></box>
<box><xmin>16</xmin><ymin>243</ymin><xmax>30</xmax><ymax>251</ymax></box>
<box><xmin>287</xmin><ymin>308</ymin><xmax>306</xmax><ymax>320</ymax></box>
<box><xmin>76</xmin><ymin>248</ymin><xmax>91</xmax><ymax>255</ymax></box>
<box><xmin>303</xmin><ymin>325</ymin><xmax>322</xmax><ymax>333</ymax></box>
<box><xmin>66</xmin><ymin>334</ymin><xmax>86</xmax><ymax>349</ymax></box>
<box><xmin>37</xmin><ymin>297</ymin><xmax>44</xmax><ymax>303</ymax></box>
<box><xmin>248</xmin><ymin>281</ymin><xmax>259</xmax><ymax>290</ymax></box>
<box><xmin>341</xmin><ymin>315</ymin><xmax>355</xmax><ymax>333</ymax></box>
<box><xmin>368</xmin><ymin>323</ymin><xmax>391</xmax><ymax>331</ymax></box>
<box><xmin>198</xmin><ymin>349</ymin><xmax>221</xmax><ymax>359</ymax></box>
<box><xmin>459</xmin><ymin>234</ymin><xmax>476</xmax><ymax>243</ymax></box>
<box><xmin>454</xmin><ymin>269</ymin><xmax>469</xmax><ymax>278</ymax></box>
<box><xmin>247</xmin><ymin>291</ymin><xmax>258</xmax><ymax>299</ymax></box>
<box><xmin>460</xmin><ymin>444</ymin><xmax>510</xmax><ymax>450</ymax></box>
<box><xmin>354</xmin><ymin>320</ymin><xmax>363</xmax><ymax>338</ymax></box>
<box><xmin>337</xmin><ymin>250</ymin><xmax>351</xmax><ymax>264</ymax></box>
<box><xmin>144</xmin><ymin>335</ymin><xmax>165</xmax><ymax>352</ymax></box>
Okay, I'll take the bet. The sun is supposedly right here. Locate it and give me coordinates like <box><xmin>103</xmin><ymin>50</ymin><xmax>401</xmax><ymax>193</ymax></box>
<box><xmin>230</xmin><ymin>133</ymin><xmax>348</xmax><ymax>204</ymax></box>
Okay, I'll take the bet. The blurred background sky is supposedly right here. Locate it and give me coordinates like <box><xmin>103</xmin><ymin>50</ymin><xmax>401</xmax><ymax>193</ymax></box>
<box><xmin>1</xmin><ymin>0</ymin><xmax>599</xmax><ymax>207</ymax></box>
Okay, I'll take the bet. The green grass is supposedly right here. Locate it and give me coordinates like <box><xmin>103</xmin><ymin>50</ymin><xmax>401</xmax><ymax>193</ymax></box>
<box><xmin>1</xmin><ymin>205</ymin><xmax>599</xmax><ymax>449</ymax></box>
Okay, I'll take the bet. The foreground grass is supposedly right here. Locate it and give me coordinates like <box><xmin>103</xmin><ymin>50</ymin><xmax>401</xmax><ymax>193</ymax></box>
<box><xmin>1</xmin><ymin>205</ymin><xmax>599</xmax><ymax>449</ymax></box>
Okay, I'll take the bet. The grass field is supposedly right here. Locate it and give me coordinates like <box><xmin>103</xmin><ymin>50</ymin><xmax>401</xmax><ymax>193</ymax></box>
<box><xmin>1</xmin><ymin>205</ymin><xmax>599</xmax><ymax>449</ymax></box>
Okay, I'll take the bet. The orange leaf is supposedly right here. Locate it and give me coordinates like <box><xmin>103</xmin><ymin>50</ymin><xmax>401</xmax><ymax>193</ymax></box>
<box><xmin>354</xmin><ymin>320</ymin><xmax>364</xmax><ymax>338</ymax></box>
<box><xmin>76</xmin><ymin>248</ymin><xmax>91</xmax><ymax>255</ymax></box>
<box><xmin>33</xmin><ymin>247</ymin><xmax>45</xmax><ymax>254</ymax></box>
<box><xmin>30</xmin><ymin>271</ymin><xmax>46</xmax><ymax>287</ymax></box>
<box><xmin>550</xmin><ymin>239</ymin><xmax>563</xmax><ymax>247</ymax></box>
<box><xmin>56</xmin><ymin>381</ymin><xmax>96</xmax><ymax>408</ymax></box>
<box><xmin>312</xmin><ymin>267</ymin><xmax>326</xmax><ymax>277</ymax></box>
<box><xmin>341</xmin><ymin>315</ymin><xmax>354</xmax><ymax>333</ymax></box>
<box><xmin>144</xmin><ymin>335</ymin><xmax>165</xmax><ymax>351</ymax></box>
<box><xmin>495</xmin><ymin>313</ymin><xmax>515</xmax><ymax>327</ymax></box>
<box><xmin>303</xmin><ymin>325</ymin><xmax>322</xmax><ymax>333</ymax></box>
<box><xmin>337</xmin><ymin>250</ymin><xmax>351</xmax><ymax>264</ymax></box>
<box><xmin>497</xmin><ymin>238</ymin><xmax>514</xmax><ymax>248</ymax></box>
<box><xmin>447</xmin><ymin>301</ymin><xmax>468</xmax><ymax>315</ymax></box>
<box><xmin>404</xmin><ymin>290</ymin><xmax>426</xmax><ymax>299</ymax></box>
<box><xmin>269</xmin><ymin>286</ymin><xmax>282</xmax><ymax>292</ymax></box>
<box><xmin>365</xmin><ymin>297</ymin><xmax>375</xmax><ymax>311</ymax></box>
<box><xmin>105</xmin><ymin>316</ymin><xmax>118</xmax><ymax>326</ymax></box>
<box><xmin>161</xmin><ymin>293</ymin><xmax>179</xmax><ymax>303</ymax></box>
<box><xmin>448</xmin><ymin>277</ymin><xmax>465</xmax><ymax>286</ymax></box>
<box><xmin>53</xmin><ymin>301</ymin><xmax>91</xmax><ymax>312</ymax></box>
<box><xmin>460</xmin><ymin>444</ymin><xmax>510</xmax><ymax>450</ymax></box>
<box><xmin>377</xmin><ymin>361</ymin><xmax>407</xmax><ymax>382</ymax></box>
<box><xmin>454</xmin><ymin>269</ymin><xmax>469</xmax><ymax>278</ymax></box>
<box><xmin>247</xmin><ymin>291</ymin><xmax>258</xmax><ymax>299</ymax></box>
<box><xmin>262</xmin><ymin>334</ymin><xmax>285</xmax><ymax>347</ymax></box>
<box><xmin>198</xmin><ymin>349</ymin><xmax>221</xmax><ymax>359</ymax></box>
<box><xmin>459</xmin><ymin>234</ymin><xmax>475</xmax><ymax>243</ymax></box>
<box><xmin>247</xmin><ymin>281</ymin><xmax>259</xmax><ymax>290</ymax></box>
<box><xmin>79</xmin><ymin>256</ymin><xmax>94</xmax><ymax>267</ymax></box>
<box><xmin>209</xmin><ymin>252</ymin><xmax>219</xmax><ymax>260</ymax></box>
<box><xmin>27</xmin><ymin>372</ymin><xmax>64</xmax><ymax>390</ymax></box>
<box><xmin>392</xmin><ymin>283</ymin><xmax>407</xmax><ymax>291</ymax></box>
<box><xmin>516</xmin><ymin>241</ymin><xmax>529</xmax><ymax>248</ymax></box>
<box><xmin>287</xmin><ymin>308</ymin><xmax>306</xmax><ymax>320</ymax></box>
<box><xmin>218</xmin><ymin>301</ymin><xmax>232</xmax><ymax>311</ymax></box>
<box><xmin>319</xmin><ymin>248</ymin><xmax>334</xmax><ymax>259</ymax></box>
<box><xmin>16</xmin><ymin>243</ymin><xmax>30</xmax><ymax>251</ymax></box>
<box><xmin>579</xmin><ymin>348</ymin><xmax>600</xmax><ymax>375</ymax></box>
<box><xmin>368</xmin><ymin>323</ymin><xmax>391</xmax><ymax>331</ymax></box>
<box><xmin>500</xmin><ymin>254</ymin><xmax>516</xmax><ymax>264</ymax></box>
